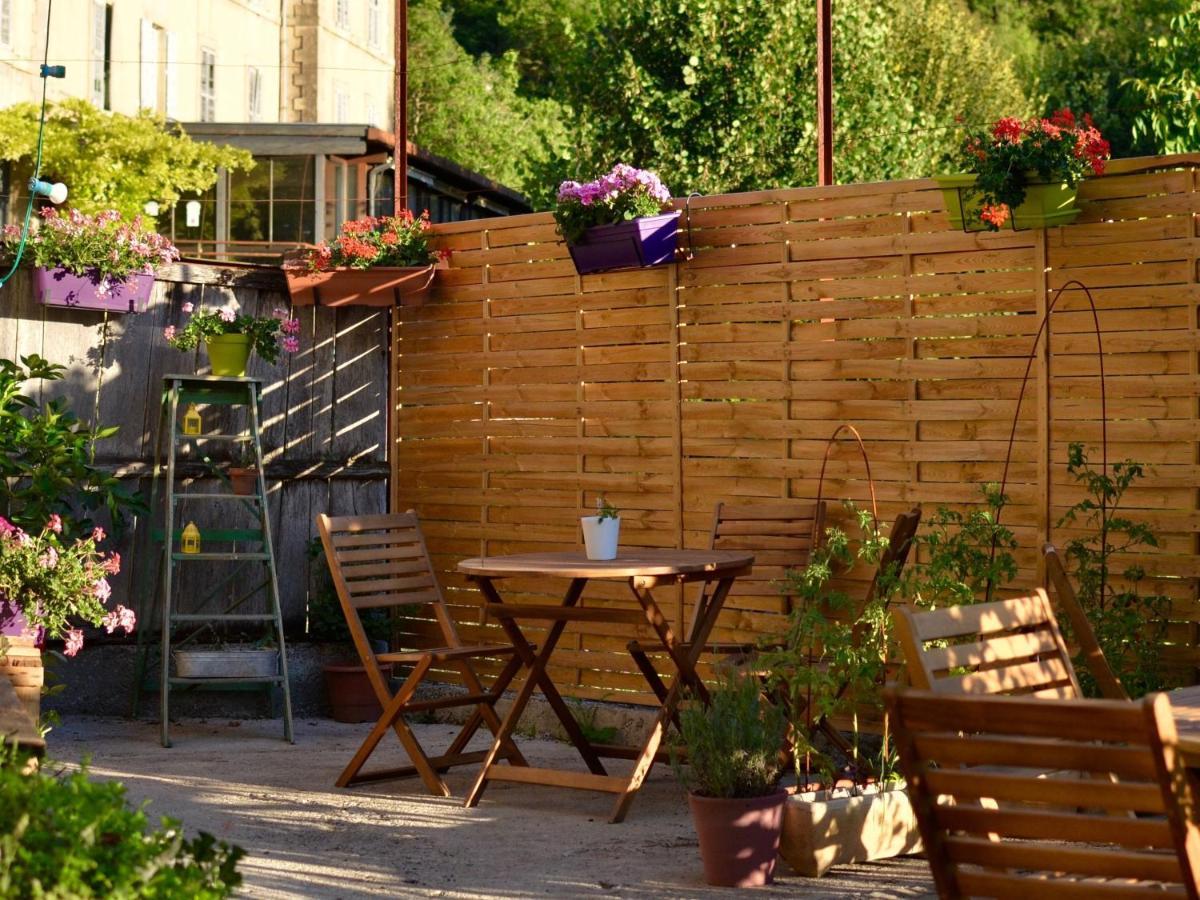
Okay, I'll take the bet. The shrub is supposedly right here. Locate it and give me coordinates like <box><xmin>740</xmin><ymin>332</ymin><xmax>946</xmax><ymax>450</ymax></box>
<box><xmin>0</xmin><ymin>755</ymin><xmax>244</xmax><ymax>898</ymax></box>
<box><xmin>672</xmin><ymin>671</ymin><xmax>786</xmax><ymax>799</ymax></box>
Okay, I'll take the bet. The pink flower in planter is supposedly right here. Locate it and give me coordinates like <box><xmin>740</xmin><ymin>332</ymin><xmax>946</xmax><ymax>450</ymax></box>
<box><xmin>38</xmin><ymin>547</ymin><xmax>58</xmax><ymax>569</ymax></box>
<box><xmin>219</xmin><ymin>307</ymin><xmax>236</xmax><ymax>323</ymax></box>
<box><xmin>92</xmin><ymin>578</ymin><xmax>112</xmax><ymax>602</ymax></box>
<box><xmin>103</xmin><ymin>551</ymin><xmax>121</xmax><ymax>575</ymax></box>
<box><xmin>92</xmin><ymin>526</ymin><xmax>106</xmax><ymax>543</ymax></box>
<box><xmin>0</xmin><ymin>517</ymin><xmax>13</xmax><ymax>536</ymax></box>
<box><xmin>281</xmin><ymin>335</ymin><xmax>300</xmax><ymax>353</ymax></box>
<box><xmin>281</xmin><ymin>317</ymin><xmax>301</xmax><ymax>335</ymax></box>
<box><xmin>64</xmin><ymin>628</ymin><xmax>84</xmax><ymax>657</ymax></box>
<box><xmin>46</xmin><ymin>513</ymin><xmax>62</xmax><ymax>533</ymax></box>
<box><xmin>163</xmin><ymin>325</ymin><xmax>176</xmax><ymax>341</ymax></box>
<box><xmin>272</xmin><ymin>307</ymin><xmax>289</xmax><ymax>320</ymax></box>
<box><xmin>102</xmin><ymin>604</ymin><xmax>136</xmax><ymax>634</ymax></box>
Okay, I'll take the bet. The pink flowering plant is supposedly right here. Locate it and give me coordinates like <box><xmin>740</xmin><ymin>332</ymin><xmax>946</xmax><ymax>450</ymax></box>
<box><xmin>0</xmin><ymin>516</ymin><xmax>133</xmax><ymax>656</ymax></box>
<box><xmin>294</xmin><ymin>209</ymin><xmax>441</xmax><ymax>273</ymax></box>
<box><xmin>164</xmin><ymin>305</ymin><xmax>301</xmax><ymax>363</ymax></box>
<box><xmin>0</xmin><ymin>207</ymin><xmax>179</xmax><ymax>291</ymax></box>
<box><xmin>553</xmin><ymin>163</ymin><xmax>673</xmax><ymax>244</ymax></box>
<box><xmin>957</xmin><ymin>109</ymin><xmax>1111</xmax><ymax>229</ymax></box>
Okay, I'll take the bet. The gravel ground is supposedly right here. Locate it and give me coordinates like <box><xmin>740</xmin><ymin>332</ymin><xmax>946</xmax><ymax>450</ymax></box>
<box><xmin>48</xmin><ymin>716</ymin><xmax>934</xmax><ymax>899</ymax></box>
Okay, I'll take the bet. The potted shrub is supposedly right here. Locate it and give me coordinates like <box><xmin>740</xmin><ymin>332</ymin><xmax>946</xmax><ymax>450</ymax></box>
<box><xmin>0</xmin><ymin>207</ymin><xmax>178</xmax><ymax>313</ymax></box>
<box><xmin>283</xmin><ymin>210</ymin><xmax>444</xmax><ymax>307</ymax></box>
<box><xmin>0</xmin><ymin>514</ymin><xmax>133</xmax><ymax>723</ymax></box>
<box><xmin>673</xmin><ymin>671</ymin><xmax>789</xmax><ymax>887</ymax></box>
<box><xmin>307</xmin><ymin>539</ymin><xmax>394</xmax><ymax>723</ymax></box>
<box><xmin>580</xmin><ymin>495</ymin><xmax>620</xmax><ymax>561</ymax></box>
<box><xmin>164</xmin><ymin>303</ymin><xmax>301</xmax><ymax>377</ymax></box>
<box><xmin>226</xmin><ymin>445</ymin><xmax>259</xmax><ymax>496</ymax></box>
<box><xmin>554</xmin><ymin>163</ymin><xmax>679</xmax><ymax>275</ymax></box>
<box><xmin>935</xmin><ymin>109</ymin><xmax>1110</xmax><ymax>231</ymax></box>
<box><xmin>757</xmin><ymin>507</ymin><xmax>922</xmax><ymax>878</ymax></box>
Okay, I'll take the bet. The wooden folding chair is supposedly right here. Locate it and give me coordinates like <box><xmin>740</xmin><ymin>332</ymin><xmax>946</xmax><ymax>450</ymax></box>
<box><xmin>1044</xmin><ymin>542</ymin><xmax>1130</xmax><ymax>700</ymax></box>
<box><xmin>893</xmin><ymin>588</ymin><xmax>1082</xmax><ymax>698</ymax></box>
<box><xmin>888</xmin><ymin>687</ymin><xmax>1200</xmax><ymax>899</ymax></box>
<box><xmin>316</xmin><ymin>511</ymin><xmax>526</xmax><ymax>796</ymax></box>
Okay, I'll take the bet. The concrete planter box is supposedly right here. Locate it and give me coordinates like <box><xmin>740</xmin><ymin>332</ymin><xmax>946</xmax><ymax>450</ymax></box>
<box><xmin>780</xmin><ymin>783</ymin><xmax>922</xmax><ymax>877</ymax></box>
<box><xmin>174</xmin><ymin>647</ymin><xmax>278</xmax><ymax>679</ymax></box>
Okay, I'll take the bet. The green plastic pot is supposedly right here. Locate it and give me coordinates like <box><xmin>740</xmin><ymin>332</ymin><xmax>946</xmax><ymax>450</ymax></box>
<box><xmin>934</xmin><ymin>173</ymin><xmax>1081</xmax><ymax>231</ymax></box>
<box><xmin>205</xmin><ymin>334</ymin><xmax>253</xmax><ymax>377</ymax></box>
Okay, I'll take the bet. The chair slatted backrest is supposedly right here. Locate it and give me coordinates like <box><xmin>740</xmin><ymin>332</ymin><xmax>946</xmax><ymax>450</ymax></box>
<box><xmin>888</xmin><ymin>688</ymin><xmax>1200</xmax><ymax>900</ymax></box>
<box><xmin>1044</xmin><ymin>543</ymin><xmax>1130</xmax><ymax>701</ymax></box>
<box><xmin>316</xmin><ymin>512</ymin><xmax>461</xmax><ymax>665</ymax></box>
<box><xmin>893</xmin><ymin>589</ymin><xmax>1082</xmax><ymax>698</ymax></box>
<box><xmin>709</xmin><ymin>501</ymin><xmax>827</xmax><ymax>620</ymax></box>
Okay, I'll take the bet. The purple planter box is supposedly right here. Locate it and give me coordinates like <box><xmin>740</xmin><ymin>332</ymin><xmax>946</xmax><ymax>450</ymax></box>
<box><xmin>566</xmin><ymin>211</ymin><xmax>681</xmax><ymax>275</ymax></box>
<box><xmin>34</xmin><ymin>266</ymin><xmax>154</xmax><ymax>314</ymax></box>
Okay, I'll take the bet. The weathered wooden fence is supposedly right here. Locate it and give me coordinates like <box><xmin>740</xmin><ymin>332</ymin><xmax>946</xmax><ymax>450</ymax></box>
<box><xmin>0</xmin><ymin>264</ymin><xmax>390</xmax><ymax>634</ymax></box>
<box><xmin>397</xmin><ymin>152</ymin><xmax>1200</xmax><ymax>703</ymax></box>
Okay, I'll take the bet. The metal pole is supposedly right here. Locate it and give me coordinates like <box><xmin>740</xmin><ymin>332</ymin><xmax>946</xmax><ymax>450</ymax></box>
<box><xmin>816</xmin><ymin>0</ymin><xmax>834</xmax><ymax>186</ymax></box>
<box><xmin>393</xmin><ymin>0</ymin><xmax>408</xmax><ymax>215</ymax></box>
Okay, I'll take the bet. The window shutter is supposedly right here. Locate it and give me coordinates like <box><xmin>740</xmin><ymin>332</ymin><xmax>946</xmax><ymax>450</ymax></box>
<box><xmin>164</xmin><ymin>32</ymin><xmax>178</xmax><ymax>117</ymax></box>
<box><xmin>139</xmin><ymin>19</ymin><xmax>157</xmax><ymax>110</ymax></box>
<box><xmin>90</xmin><ymin>1</ymin><xmax>106</xmax><ymax>105</ymax></box>
<box><xmin>0</xmin><ymin>0</ymin><xmax>11</xmax><ymax>47</ymax></box>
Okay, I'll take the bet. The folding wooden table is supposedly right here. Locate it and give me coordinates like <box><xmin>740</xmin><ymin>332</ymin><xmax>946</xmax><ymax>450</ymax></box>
<box><xmin>458</xmin><ymin>549</ymin><xmax>753</xmax><ymax>823</ymax></box>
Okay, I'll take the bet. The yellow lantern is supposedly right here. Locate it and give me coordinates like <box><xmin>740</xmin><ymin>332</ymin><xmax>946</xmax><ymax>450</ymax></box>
<box><xmin>182</xmin><ymin>403</ymin><xmax>203</xmax><ymax>436</ymax></box>
<box><xmin>181</xmin><ymin>522</ymin><xmax>201</xmax><ymax>554</ymax></box>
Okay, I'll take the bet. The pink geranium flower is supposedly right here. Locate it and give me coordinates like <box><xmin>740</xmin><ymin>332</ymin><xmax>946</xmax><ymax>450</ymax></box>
<box><xmin>102</xmin><ymin>604</ymin><xmax>136</xmax><ymax>634</ymax></box>
<box><xmin>47</xmin><ymin>513</ymin><xmax>62</xmax><ymax>534</ymax></box>
<box><xmin>64</xmin><ymin>628</ymin><xmax>84</xmax><ymax>657</ymax></box>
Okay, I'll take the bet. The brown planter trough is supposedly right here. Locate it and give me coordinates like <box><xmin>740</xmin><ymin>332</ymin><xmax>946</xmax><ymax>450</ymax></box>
<box><xmin>780</xmin><ymin>784</ymin><xmax>922</xmax><ymax>877</ymax></box>
<box><xmin>283</xmin><ymin>265</ymin><xmax>436</xmax><ymax>307</ymax></box>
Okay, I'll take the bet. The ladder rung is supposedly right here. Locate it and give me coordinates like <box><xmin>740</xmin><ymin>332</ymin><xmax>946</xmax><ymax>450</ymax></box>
<box><xmin>154</xmin><ymin>528</ymin><xmax>264</xmax><ymax>542</ymax></box>
<box><xmin>174</xmin><ymin>433</ymin><xmax>252</xmax><ymax>442</ymax></box>
<box><xmin>173</xmin><ymin>493</ymin><xmax>263</xmax><ymax>502</ymax></box>
<box><xmin>168</xmin><ymin>675</ymin><xmax>281</xmax><ymax>685</ymax></box>
<box><xmin>172</xmin><ymin>552</ymin><xmax>270</xmax><ymax>561</ymax></box>
<box><xmin>171</xmin><ymin>614</ymin><xmax>276</xmax><ymax>622</ymax></box>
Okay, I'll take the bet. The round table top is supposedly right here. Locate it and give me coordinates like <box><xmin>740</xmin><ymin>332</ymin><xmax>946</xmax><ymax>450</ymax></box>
<box><xmin>457</xmin><ymin>548</ymin><xmax>754</xmax><ymax>580</ymax></box>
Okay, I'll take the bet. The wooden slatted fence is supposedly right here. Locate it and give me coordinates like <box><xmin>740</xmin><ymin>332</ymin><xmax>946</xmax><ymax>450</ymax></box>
<box><xmin>394</xmin><ymin>153</ymin><xmax>1200</xmax><ymax>704</ymax></box>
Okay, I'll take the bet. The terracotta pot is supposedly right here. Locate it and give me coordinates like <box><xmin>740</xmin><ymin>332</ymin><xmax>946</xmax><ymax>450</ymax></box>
<box><xmin>227</xmin><ymin>466</ymin><xmax>258</xmax><ymax>496</ymax></box>
<box><xmin>687</xmin><ymin>789</ymin><xmax>787</xmax><ymax>887</ymax></box>
<box><xmin>323</xmin><ymin>662</ymin><xmax>393</xmax><ymax>723</ymax></box>
<box><xmin>284</xmin><ymin>265</ymin><xmax>436</xmax><ymax>307</ymax></box>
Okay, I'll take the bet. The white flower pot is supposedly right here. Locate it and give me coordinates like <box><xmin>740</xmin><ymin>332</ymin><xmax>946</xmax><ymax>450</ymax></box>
<box><xmin>581</xmin><ymin>515</ymin><xmax>620</xmax><ymax>560</ymax></box>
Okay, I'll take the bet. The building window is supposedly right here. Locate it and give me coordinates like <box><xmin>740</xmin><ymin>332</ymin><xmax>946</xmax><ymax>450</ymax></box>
<box><xmin>0</xmin><ymin>0</ymin><xmax>11</xmax><ymax>47</ymax></box>
<box><xmin>90</xmin><ymin>2</ymin><xmax>111</xmax><ymax>109</ymax></box>
<box><xmin>200</xmin><ymin>49</ymin><xmax>216</xmax><ymax>122</ymax></box>
<box><xmin>248</xmin><ymin>67</ymin><xmax>263</xmax><ymax>122</ymax></box>
<box><xmin>367</xmin><ymin>0</ymin><xmax>381</xmax><ymax>48</ymax></box>
<box><xmin>335</xmin><ymin>88</ymin><xmax>349</xmax><ymax>124</ymax></box>
<box><xmin>335</xmin><ymin>0</ymin><xmax>350</xmax><ymax>30</ymax></box>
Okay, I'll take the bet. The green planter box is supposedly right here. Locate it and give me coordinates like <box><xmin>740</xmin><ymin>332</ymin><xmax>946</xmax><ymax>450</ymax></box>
<box><xmin>935</xmin><ymin>173</ymin><xmax>1081</xmax><ymax>231</ymax></box>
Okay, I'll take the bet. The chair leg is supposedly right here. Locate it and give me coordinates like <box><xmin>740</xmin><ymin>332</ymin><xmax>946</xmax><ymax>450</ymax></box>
<box><xmin>449</xmin><ymin>654</ymin><xmax>528</xmax><ymax>767</ymax></box>
<box><xmin>335</xmin><ymin>657</ymin><xmax>450</xmax><ymax>797</ymax></box>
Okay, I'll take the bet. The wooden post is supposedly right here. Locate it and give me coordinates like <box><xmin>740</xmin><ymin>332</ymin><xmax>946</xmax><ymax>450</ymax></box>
<box><xmin>816</xmin><ymin>0</ymin><xmax>834</xmax><ymax>187</ymax></box>
<box><xmin>393</xmin><ymin>0</ymin><xmax>408</xmax><ymax>216</ymax></box>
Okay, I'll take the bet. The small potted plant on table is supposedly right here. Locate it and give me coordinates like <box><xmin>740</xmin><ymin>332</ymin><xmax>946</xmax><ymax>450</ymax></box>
<box><xmin>1</xmin><ymin>207</ymin><xmax>179</xmax><ymax>313</ymax></box>
<box><xmin>935</xmin><ymin>109</ymin><xmax>1110</xmax><ymax>231</ymax></box>
<box><xmin>674</xmin><ymin>671</ymin><xmax>789</xmax><ymax>887</ymax></box>
<box><xmin>283</xmin><ymin>210</ymin><xmax>444</xmax><ymax>307</ymax></box>
<box><xmin>554</xmin><ymin>163</ymin><xmax>679</xmax><ymax>275</ymax></box>
<box><xmin>580</xmin><ymin>496</ymin><xmax>620</xmax><ymax>561</ymax></box>
<box><xmin>164</xmin><ymin>304</ymin><xmax>300</xmax><ymax>377</ymax></box>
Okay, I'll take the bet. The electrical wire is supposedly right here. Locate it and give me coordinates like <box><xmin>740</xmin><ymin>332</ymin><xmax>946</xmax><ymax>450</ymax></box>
<box><xmin>0</xmin><ymin>0</ymin><xmax>55</xmax><ymax>290</ymax></box>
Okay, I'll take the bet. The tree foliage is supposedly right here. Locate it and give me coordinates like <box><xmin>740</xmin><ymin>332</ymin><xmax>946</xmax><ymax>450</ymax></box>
<box><xmin>0</xmin><ymin>98</ymin><xmax>251</xmax><ymax>220</ymax></box>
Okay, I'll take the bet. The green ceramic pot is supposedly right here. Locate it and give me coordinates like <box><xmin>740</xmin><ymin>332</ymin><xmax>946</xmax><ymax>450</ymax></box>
<box><xmin>935</xmin><ymin>173</ymin><xmax>1081</xmax><ymax>231</ymax></box>
<box><xmin>206</xmin><ymin>334</ymin><xmax>252</xmax><ymax>377</ymax></box>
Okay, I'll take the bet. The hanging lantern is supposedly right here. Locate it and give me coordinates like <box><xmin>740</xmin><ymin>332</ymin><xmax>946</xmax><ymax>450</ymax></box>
<box><xmin>182</xmin><ymin>403</ymin><xmax>203</xmax><ymax>436</ymax></box>
<box><xmin>181</xmin><ymin>522</ymin><xmax>201</xmax><ymax>554</ymax></box>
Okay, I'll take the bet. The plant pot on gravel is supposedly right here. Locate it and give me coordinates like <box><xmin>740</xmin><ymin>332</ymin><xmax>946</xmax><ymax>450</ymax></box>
<box><xmin>673</xmin><ymin>671</ymin><xmax>789</xmax><ymax>887</ymax></box>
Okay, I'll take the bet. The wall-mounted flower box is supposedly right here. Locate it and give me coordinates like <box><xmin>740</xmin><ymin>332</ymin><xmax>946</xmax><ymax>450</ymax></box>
<box><xmin>35</xmin><ymin>267</ymin><xmax>155</xmax><ymax>313</ymax></box>
<box><xmin>566</xmin><ymin>212</ymin><xmax>681</xmax><ymax>275</ymax></box>
<box><xmin>935</xmin><ymin>174</ymin><xmax>1081</xmax><ymax>232</ymax></box>
<box><xmin>283</xmin><ymin>264</ymin><xmax>436</xmax><ymax>307</ymax></box>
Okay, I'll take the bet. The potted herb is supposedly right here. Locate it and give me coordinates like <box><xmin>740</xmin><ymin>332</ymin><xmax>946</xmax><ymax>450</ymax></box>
<box><xmin>673</xmin><ymin>671</ymin><xmax>789</xmax><ymax>887</ymax></box>
<box><xmin>935</xmin><ymin>109</ymin><xmax>1110</xmax><ymax>231</ymax></box>
<box><xmin>554</xmin><ymin>164</ymin><xmax>679</xmax><ymax>275</ymax></box>
<box><xmin>0</xmin><ymin>514</ymin><xmax>132</xmax><ymax>722</ymax></box>
<box><xmin>580</xmin><ymin>496</ymin><xmax>620</xmax><ymax>561</ymax></box>
<box><xmin>164</xmin><ymin>304</ymin><xmax>301</xmax><ymax>377</ymax></box>
<box><xmin>226</xmin><ymin>444</ymin><xmax>259</xmax><ymax>497</ymax></box>
<box><xmin>283</xmin><ymin>210</ymin><xmax>444</xmax><ymax>307</ymax></box>
<box><xmin>305</xmin><ymin>539</ymin><xmax>394</xmax><ymax>722</ymax></box>
<box><xmin>0</xmin><ymin>208</ymin><xmax>178</xmax><ymax>313</ymax></box>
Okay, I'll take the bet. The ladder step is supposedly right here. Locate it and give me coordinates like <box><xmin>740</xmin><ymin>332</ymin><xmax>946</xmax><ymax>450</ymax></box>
<box><xmin>173</xmin><ymin>493</ymin><xmax>263</xmax><ymax>502</ymax></box>
<box><xmin>168</xmin><ymin>675</ymin><xmax>282</xmax><ymax>685</ymax></box>
<box><xmin>154</xmin><ymin>527</ymin><xmax>264</xmax><ymax>543</ymax></box>
<box><xmin>172</xmin><ymin>552</ymin><xmax>270</xmax><ymax>562</ymax></box>
<box><xmin>171</xmin><ymin>613</ymin><xmax>276</xmax><ymax>622</ymax></box>
<box><xmin>174</xmin><ymin>433</ymin><xmax>252</xmax><ymax>442</ymax></box>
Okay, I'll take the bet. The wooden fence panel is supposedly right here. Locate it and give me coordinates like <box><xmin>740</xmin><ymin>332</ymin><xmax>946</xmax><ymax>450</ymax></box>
<box><xmin>398</xmin><ymin>153</ymin><xmax>1200</xmax><ymax>702</ymax></box>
